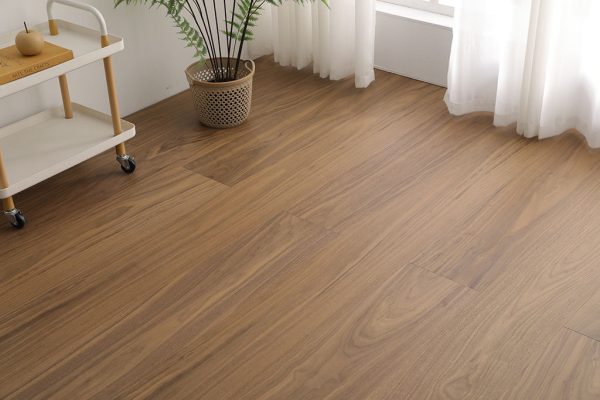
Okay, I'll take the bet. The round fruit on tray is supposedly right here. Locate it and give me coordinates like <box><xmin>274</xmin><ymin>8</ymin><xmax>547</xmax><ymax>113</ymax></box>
<box><xmin>15</xmin><ymin>22</ymin><xmax>44</xmax><ymax>56</ymax></box>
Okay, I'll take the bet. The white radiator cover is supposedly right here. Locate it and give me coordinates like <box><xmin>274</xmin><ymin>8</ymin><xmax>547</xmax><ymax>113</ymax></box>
<box><xmin>375</xmin><ymin>2</ymin><xmax>452</xmax><ymax>87</ymax></box>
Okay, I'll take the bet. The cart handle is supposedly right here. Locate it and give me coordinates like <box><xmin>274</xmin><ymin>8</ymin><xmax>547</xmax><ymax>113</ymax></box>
<box><xmin>47</xmin><ymin>0</ymin><xmax>108</xmax><ymax>36</ymax></box>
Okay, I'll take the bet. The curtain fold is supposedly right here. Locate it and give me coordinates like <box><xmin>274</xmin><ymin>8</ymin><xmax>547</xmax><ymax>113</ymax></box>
<box><xmin>446</xmin><ymin>0</ymin><xmax>600</xmax><ymax>147</ymax></box>
<box><xmin>248</xmin><ymin>0</ymin><xmax>376</xmax><ymax>88</ymax></box>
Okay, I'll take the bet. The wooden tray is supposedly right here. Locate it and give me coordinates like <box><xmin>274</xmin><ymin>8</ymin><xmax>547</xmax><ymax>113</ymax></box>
<box><xmin>0</xmin><ymin>42</ymin><xmax>73</xmax><ymax>85</ymax></box>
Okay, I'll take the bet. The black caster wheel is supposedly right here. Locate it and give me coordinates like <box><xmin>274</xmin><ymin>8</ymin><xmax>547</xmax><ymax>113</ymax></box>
<box><xmin>117</xmin><ymin>155</ymin><xmax>136</xmax><ymax>174</ymax></box>
<box><xmin>5</xmin><ymin>209</ymin><xmax>26</xmax><ymax>229</ymax></box>
<box><xmin>12</xmin><ymin>213</ymin><xmax>26</xmax><ymax>229</ymax></box>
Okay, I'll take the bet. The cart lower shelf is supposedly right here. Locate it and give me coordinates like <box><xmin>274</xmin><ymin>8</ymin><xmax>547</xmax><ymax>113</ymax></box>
<box><xmin>0</xmin><ymin>103</ymin><xmax>135</xmax><ymax>199</ymax></box>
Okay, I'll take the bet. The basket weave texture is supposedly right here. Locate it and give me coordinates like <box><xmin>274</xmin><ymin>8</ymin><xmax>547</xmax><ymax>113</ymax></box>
<box><xmin>186</xmin><ymin>58</ymin><xmax>255</xmax><ymax>128</ymax></box>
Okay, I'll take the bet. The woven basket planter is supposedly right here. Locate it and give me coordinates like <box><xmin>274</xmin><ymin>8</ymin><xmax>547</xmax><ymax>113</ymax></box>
<box><xmin>185</xmin><ymin>58</ymin><xmax>255</xmax><ymax>128</ymax></box>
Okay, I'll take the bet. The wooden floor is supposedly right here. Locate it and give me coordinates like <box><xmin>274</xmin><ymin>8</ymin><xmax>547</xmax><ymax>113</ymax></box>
<box><xmin>2</xmin><ymin>57</ymin><xmax>600</xmax><ymax>399</ymax></box>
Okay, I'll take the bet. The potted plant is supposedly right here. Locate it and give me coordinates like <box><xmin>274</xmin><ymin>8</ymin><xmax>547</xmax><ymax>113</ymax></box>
<box><xmin>115</xmin><ymin>0</ymin><xmax>324</xmax><ymax>128</ymax></box>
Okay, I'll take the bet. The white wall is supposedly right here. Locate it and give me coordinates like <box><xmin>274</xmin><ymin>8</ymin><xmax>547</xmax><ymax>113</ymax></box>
<box><xmin>0</xmin><ymin>0</ymin><xmax>197</xmax><ymax>127</ymax></box>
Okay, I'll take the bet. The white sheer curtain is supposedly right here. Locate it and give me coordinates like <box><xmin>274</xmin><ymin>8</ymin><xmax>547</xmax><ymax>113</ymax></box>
<box><xmin>248</xmin><ymin>0</ymin><xmax>376</xmax><ymax>88</ymax></box>
<box><xmin>445</xmin><ymin>0</ymin><xmax>600</xmax><ymax>147</ymax></box>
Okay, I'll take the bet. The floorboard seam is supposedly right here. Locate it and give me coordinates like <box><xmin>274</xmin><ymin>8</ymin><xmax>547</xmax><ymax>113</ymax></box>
<box><xmin>408</xmin><ymin>261</ymin><xmax>481</xmax><ymax>293</ymax></box>
<box><xmin>564</xmin><ymin>326</ymin><xmax>600</xmax><ymax>344</ymax></box>
<box><xmin>286</xmin><ymin>211</ymin><xmax>340</xmax><ymax>236</ymax></box>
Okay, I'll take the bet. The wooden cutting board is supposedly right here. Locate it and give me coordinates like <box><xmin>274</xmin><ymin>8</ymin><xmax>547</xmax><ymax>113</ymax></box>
<box><xmin>0</xmin><ymin>42</ymin><xmax>73</xmax><ymax>85</ymax></box>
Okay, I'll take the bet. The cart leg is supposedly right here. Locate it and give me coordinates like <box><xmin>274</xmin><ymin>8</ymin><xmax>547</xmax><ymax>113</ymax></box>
<box><xmin>49</xmin><ymin>19</ymin><xmax>59</xmax><ymax>36</ymax></box>
<box><xmin>101</xmin><ymin>35</ymin><xmax>136</xmax><ymax>173</ymax></box>
<box><xmin>49</xmin><ymin>20</ymin><xmax>73</xmax><ymax>120</ymax></box>
<box><xmin>101</xmin><ymin>35</ymin><xmax>125</xmax><ymax>154</ymax></box>
<box><xmin>0</xmin><ymin>151</ymin><xmax>25</xmax><ymax>229</ymax></box>
<box><xmin>58</xmin><ymin>75</ymin><xmax>73</xmax><ymax>119</ymax></box>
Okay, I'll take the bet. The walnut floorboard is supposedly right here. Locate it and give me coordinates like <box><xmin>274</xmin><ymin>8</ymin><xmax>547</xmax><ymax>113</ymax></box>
<box><xmin>2</xmin><ymin>56</ymin><xmax>600</xmax><ymax>399</ymax></box>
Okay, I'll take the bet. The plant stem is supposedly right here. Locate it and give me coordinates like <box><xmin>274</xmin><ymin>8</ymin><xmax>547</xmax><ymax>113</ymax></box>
<box><xmin>213</xmin><ymin>0</ymin><xmax>224</xmax><ymax>78</ymax></box>
<box><xmin>224</xmin><ymin>0</ymin><xmax>232</xmax><ymax>79</ymax></box>
<box><xmin>234</xmin><ymin>0</ymin><xmax>266</xmax><ymax>78</ymax></box>
<box><xmin>184</xmin><ymin>0</ymin><xmax>216</xmax><ymax>78</ymax></box>
<box><xmin>196</xmin><ymin>0</ymin><xmax>222</xmax><ymax>80</ymax></box>
<box><xmin>191</xmin><ymin>0</ymin><xmax>221</xmax><ymax>80</ymax></box>
<box><xmin>233</xmin><ymin>4</ymin><xmax>251</xmax><ymax>79</ymax></box>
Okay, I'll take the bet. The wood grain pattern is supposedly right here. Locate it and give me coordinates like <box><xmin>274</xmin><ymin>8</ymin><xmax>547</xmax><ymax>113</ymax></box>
<box><xmin>2</xmin><ymin>56</ymin><xmax>600</xmax><ymax>399</ymax></box>
<box><xmin>506</xmin><ymin>329</ymin><xmax>600</xmax><ymax>400</ymax></box>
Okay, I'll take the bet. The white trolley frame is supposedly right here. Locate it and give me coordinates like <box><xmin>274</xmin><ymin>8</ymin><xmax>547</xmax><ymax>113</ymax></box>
<box><xmin>0</xmin><ymin>0</ymin><xmax>136</xmax><ymax>229</ymax></box>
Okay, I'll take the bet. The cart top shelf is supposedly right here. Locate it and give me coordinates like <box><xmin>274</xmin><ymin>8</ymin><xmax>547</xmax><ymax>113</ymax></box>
<box><xmin>0</xmin><ymin>20</ymin><xmax>123</xmax><ymax>99</ymax></box>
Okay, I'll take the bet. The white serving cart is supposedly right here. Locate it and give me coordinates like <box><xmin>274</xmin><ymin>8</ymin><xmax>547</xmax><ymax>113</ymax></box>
<box><xmin>0</xmin><ymin>0</ymin><xmax>136</xmax><ymax>229</ymax></box>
